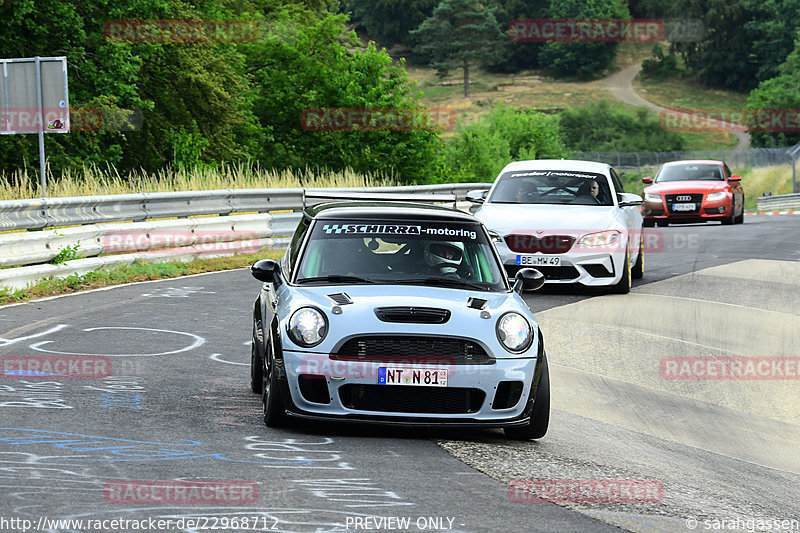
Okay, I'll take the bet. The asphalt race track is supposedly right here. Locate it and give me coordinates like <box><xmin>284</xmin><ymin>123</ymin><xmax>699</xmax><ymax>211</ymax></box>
<box><xmin>1</xmin><ymin>215</ymin><xmax>798</xmax><ymax>533</ymax></box>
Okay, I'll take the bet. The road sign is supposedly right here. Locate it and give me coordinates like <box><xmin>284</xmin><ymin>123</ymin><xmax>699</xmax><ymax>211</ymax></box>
<box><xmin>0</xmin><ymin>56</ymin><xmax>69</xmax><ymax>197</ymax></box>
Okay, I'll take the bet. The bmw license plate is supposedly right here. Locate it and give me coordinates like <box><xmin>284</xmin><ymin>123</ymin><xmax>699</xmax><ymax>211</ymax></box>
<box><xmin>672</xmin><ymin>203</ymin><xmax>695</xmax><ymax>212</ymax></box>
<box><xmin>516</xmin><ymin>255</ymin><xmax>561</xmax><ymax>266</ymax></box>
<box><xmin>378</xmin><ymin>367</ymin><xmax>448</xmax><ymax>387</ymax></box>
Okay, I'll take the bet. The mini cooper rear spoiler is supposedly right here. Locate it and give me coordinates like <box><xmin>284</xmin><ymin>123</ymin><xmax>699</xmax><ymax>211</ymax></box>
<box><xmin>302</xmin><ymin>190</ymin><xmax>458</xmax><ymax>210</ymax></box>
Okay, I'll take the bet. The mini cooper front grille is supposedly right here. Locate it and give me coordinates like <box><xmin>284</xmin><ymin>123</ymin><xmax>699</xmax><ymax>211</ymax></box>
<box><xmin>339</xmin><ymin>384</ymin><xmax>485</xmax><ymax>414</ymax></box>
<box><xmin>332</xmin><ymin>336</ymin><xmax>493</xmax><ymax>365</ymax></box>
<box><xmin>374</xmin><ymin>307</ymin><xmax>451</xmax><ymax>324</ymax></box>
<box><xmin>505</xmin><ymin>234</ymin><xmax>575</xmax><ymax>254</ymax></box>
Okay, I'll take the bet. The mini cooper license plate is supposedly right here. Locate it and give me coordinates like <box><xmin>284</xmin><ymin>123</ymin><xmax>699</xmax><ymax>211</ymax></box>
<box><xmin>378</xmin><ymin>367</ymin><xmax>448</xmax><ymax>387</ymax></box>
<box><xmin>516</xmin><ymin>255</ymin><xmax>561</xmax><ymax>267</ymax></box>
<box><xmin>672</xmin><ymin>203</ymin><xmax>695</xmax><ymax>211</ymax></box>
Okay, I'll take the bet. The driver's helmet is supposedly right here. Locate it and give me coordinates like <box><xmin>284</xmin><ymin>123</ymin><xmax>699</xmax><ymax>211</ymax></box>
<box><xmin>424</xmin><ymin>241</ymin><xmax>463</xmax><ymax>272</ymax></box>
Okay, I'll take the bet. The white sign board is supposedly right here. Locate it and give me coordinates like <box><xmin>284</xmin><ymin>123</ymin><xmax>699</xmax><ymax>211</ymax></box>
<box><xmin>1</xmin><ymin>56</ymin><xmax>69</xmax><ymax>134</ymax></box>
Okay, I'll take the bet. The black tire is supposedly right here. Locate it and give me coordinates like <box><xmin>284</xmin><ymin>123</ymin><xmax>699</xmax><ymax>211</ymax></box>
<box><xmin>631</xmin><ymin>235</ymin><xmax>644</xmax><ymax>280</ymax></box>
<box><xmin>504</xmin><ymin>355</ymin><xmax>550</xmax><ymax>440</ymax></box>
<box><xmin>642</xmin><ymin>218</ymin><xmax>655</xmax><ymax>228</ymax></box>
<box><xmin>735</xmin><ymin>197</ymin><xmax>745</xmax><ymax>224</ymax></box>
<box><xmin>250</xmin><ymin>340</ymin><xmax>262</xmax><ymax>394</ymax></box>
<box><xmin>611</xmin><ymin>246</ymin><xmax>631</xmax><ymax>294</ymax></box>
<box><xmin>262</xmin><ymin>340</ymin><xmax>288</xmax><ymax>427</ymax></box>
<box><xmin>722</xmin><ymin>201</ymin><xmax>735</xmax><ymax>225</ymax></box>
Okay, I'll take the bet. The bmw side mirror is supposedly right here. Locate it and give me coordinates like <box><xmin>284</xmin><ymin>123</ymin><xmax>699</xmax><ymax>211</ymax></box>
<box><xmin>642</xmin><ymin>176</ymin><xmax>653</xmax><ymax>184</ymax></box>
<box><xmin>514</xmin><ymin>268</ymin><xmax>545</xmax><ymax>294</ymax></box>
<box><xmin>251</xmin><ymin>259</ymin><xmax>280</xmax><ymax>284</ymax></box>
<box><xmin>618</xmin><ymin>193</ymin><xmax>643</xmax><ymax>207</ymax></box>
<box><xmin>466</xmin><ymin>190</ymin><xmax>488</xmax><ymax>204</ymax></box>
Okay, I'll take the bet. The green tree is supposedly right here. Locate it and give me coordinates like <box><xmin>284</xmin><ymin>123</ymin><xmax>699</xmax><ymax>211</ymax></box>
<box><xmin>344</xmin><ymin>0</ymin><xmax>438</xmax><ymax>47</ymax></box>
<box><xmin>410</xmin><ymin>0</ymin><xmax>505</xmax><ymax>97</ymax></box>
<box><xmin>560</xmin><ymin>101</ymin><xmax>686</xmax><ymax>152</ymax></box>
<box><xmin>537</xmin><ymin>0</ymin><xmax>629</xmax><ymax>79</ymax></box>
<box><xmin>245</xmin><ymin>13</ymin><xmax>442</xmax><ymax>182</ymax></box>
<box><xmin>746</xmin><ymin>30</ymin><xmax>800</xmax><ymax>147</ymax></box>
<box><xmin>439</xmin><ymin>103</ymin><xmax>567</xmax><ymax>182</ymax></box>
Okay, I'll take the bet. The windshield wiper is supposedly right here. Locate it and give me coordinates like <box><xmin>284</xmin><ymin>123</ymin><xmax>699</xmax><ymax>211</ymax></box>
<box><xmin>394</xmin><ymin>277</ymin><xmax>488</xmax><ymax>291</ymax></box>
<box><xmin>296</xmin><ymin>275</ymin><xmax>375</xmax><ymax>284</ymax></box>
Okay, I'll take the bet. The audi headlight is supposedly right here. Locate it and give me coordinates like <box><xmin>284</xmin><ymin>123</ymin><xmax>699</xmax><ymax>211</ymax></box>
<box><xmin>578</xmin><ymin>230</ymin><xmax>621</xmax><ymax>247</ymax></box>
<box><xmin>644</xmin><ymin>193</ymin><xmax>661</xmax><ymax>202</ymax></box>
<box><xmin>496</xmin><ymin>312</ymin><xmax>533</xmax><ymax>353</ymax></box>
<box><xmin>706</xmin><ymin>191</ymin><xmax>727</xmax><ymax>201</ymax></box>
<box><xmin>288</xmin><ymin>307</ymin><xmax>328</xmax><ymax>347</ymax></box>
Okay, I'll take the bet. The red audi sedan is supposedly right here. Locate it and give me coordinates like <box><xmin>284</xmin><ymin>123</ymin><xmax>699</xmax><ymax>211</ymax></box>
<box><xmin>641</xmin><ymin>160</ymin><xmax>745</xmax><ymax>227</ymax></box>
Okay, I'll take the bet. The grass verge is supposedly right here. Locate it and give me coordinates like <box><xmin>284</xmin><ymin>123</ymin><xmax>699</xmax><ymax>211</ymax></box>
<box><xmin>0</xmin><ymin>164</ymin><xmax>396</xmax><ymax>201</ymax></box>
<box><xmin>0</xmin><ymin>251</ymin><xmax>283</xmax><ymax>306</ymax></box>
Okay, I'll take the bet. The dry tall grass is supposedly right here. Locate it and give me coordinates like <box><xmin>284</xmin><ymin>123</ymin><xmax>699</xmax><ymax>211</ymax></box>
<box><xmin>0</xmin><ymin>164</ymin><xmax>398</xmax><ymax>200</ymax></box>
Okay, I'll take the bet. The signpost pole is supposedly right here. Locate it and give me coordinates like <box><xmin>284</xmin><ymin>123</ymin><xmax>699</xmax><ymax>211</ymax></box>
<box><xmin>34</xmin><ymin>56</ymin><xmax>47</xmax><ymax>197</ymax></box>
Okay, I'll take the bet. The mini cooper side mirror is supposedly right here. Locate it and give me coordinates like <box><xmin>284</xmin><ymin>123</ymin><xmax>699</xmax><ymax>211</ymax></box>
<box><xmin>251</xmin><ymin>259</ymin><xmax>280</xmax><ymax>284</ymax></box>
<box><xmin>466</xmin><ymin>189</ymin><xmax>488</xmax><ymax>204</ymax></box>
<box><xmin>514</xmin><ymin>268</ymin><xmax>545</xmax><ymax>293</ymax></box>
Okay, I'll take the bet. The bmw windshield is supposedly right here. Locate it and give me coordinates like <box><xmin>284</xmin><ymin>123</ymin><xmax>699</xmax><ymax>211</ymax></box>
<box><xmin>487</xmin><ymin>170</ymin><xmax>614</xmax><ymax>206</ymax></box>
<box><xmin>295</xmin><ymin>220</ymin><xmax>507</xmax><ymax>291</ymax></box>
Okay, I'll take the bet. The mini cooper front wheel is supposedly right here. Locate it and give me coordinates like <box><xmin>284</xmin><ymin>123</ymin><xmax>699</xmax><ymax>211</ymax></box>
<box><xmin>262</xmin><ymin>341</ymin><xmax>288</xmax><ymax>427</ymax></box>
<box><xmin>505</xmin><ymin>355</ymin><xmax>550</xmax><ymax>440</ymax></box>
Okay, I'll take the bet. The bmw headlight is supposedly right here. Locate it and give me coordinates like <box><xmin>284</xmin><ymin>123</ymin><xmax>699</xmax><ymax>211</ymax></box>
<box><xmin>644</xmin><ymin>193</ymin><xmax>661</xmax><ymax>202</ymax></box>
<box><xmin>288</xmin><ymin>307</ymin><xmax>328</xmax><ymax>347</ymax></box>
<box><xmin>488</xmin><ymin>230</ymin><xmax>502</xmax><ymax>243</ymax></box>
<box><xmin>578</xmin><ymin>230</ymin><xmax>620</xmax><ymax>247</ymax></box>
<box><xmin>496</xmin><ymin>312</ymin><xmax>533</xmax><ymax>353</ymax></box>
<box><xmin>706</xmin><ymin>191</ymin><xmax>728</xmax><ymax>201</ymax></box>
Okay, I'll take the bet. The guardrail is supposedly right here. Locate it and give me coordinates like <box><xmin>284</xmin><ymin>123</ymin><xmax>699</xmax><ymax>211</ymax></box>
<box><xmin>756</xmin><ymin>193</ymin><xmax>800</xmax><ymax>212</ymax></box>
<box><xmin>0</xmin><ymin>184</ymin><xmax>491</xmax><ymax>290</ymax></box>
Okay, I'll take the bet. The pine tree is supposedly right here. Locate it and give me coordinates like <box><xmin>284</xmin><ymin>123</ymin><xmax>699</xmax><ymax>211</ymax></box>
<box><xmin>411</xmin><ymin>0</ymin><xmax>505</xmax><ymax>98</ymax></box>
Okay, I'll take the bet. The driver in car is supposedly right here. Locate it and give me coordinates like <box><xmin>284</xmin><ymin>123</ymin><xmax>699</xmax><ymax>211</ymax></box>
<box><xmin>425</xmin><ymin>242</ymin><xmax>473</xmax><ymax>279</ymax></box>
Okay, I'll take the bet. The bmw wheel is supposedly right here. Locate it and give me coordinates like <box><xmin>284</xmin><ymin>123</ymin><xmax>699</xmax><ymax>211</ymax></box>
<box><xmin>611</xmin><ymin>244</ymin><xmax>632</xmax><ymax>294</ymax></box>
<box><xmin>631</xmin><ymin>234</ymin><xmax>644</xmax><ymax>280</ymax></box>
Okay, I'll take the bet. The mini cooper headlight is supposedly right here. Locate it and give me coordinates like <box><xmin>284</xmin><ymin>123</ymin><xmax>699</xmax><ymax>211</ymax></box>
<box><xmin>644</xmin><ymin>193</ymin><xmax>661</xmax><ymax>202</ymax></box>
<box><xmin>496</xmin><ymin>312</ymin><xmax>533</xmax><ymax>353</ymax></box>
<box><xmin>706</xmin><ymin>191</ymin><xmax>728</xmax><ymax>201</ymax></box>
<box><xmin>288</xmin><ymin>307</ymin><xmax>328</xmax><ymax>347</ymax></box>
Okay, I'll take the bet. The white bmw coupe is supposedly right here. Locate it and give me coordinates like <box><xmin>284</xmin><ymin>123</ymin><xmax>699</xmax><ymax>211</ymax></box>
<box><xmin>468</xmin><ymin>160</ymin><xmax>644</xmax><ymax>293</ymax></box>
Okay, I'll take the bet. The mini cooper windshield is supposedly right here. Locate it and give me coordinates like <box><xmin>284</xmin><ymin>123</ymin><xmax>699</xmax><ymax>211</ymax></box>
<box><xmin>488</xmin><ymin>170</ymin><xmax>614</xmax><ymax>206</ymax></box>
<box><xmin>295</xmin><ymin>220</ymin><xmax>507</xmax><ymax>291</ymax></box>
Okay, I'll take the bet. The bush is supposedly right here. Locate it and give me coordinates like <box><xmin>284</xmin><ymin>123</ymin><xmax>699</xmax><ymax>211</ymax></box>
<box><xmin>641</xmin><ymin>45</ymin><xmax>683</xmax><ymax>79</ymax></box>
<box><xmin>436</xmin><ymin>103</ymin><xmax>567</xmax><ymax>182</ymax></box>
<box><xmin>559</xmin><ymin>101</ymin><xmax>686</xmax><ymax>152</ymax></box>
